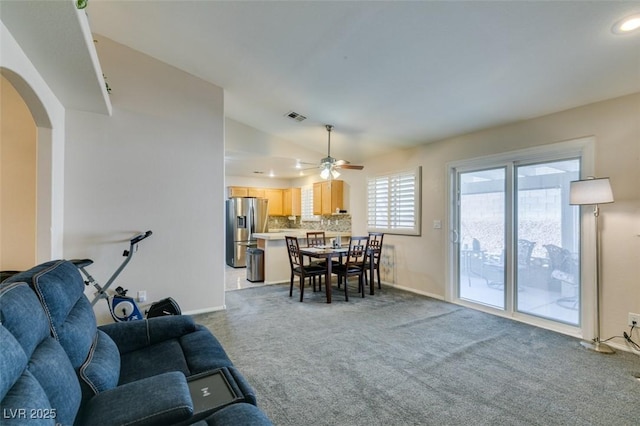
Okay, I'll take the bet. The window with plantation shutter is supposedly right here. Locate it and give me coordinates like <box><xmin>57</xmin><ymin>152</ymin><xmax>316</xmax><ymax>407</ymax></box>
<box><xmin>367</xmin><ymin>166</ymin><xmax>421</xmax><ymax>235</ymax></box>
<box><xmin>300</xmin><ymin>185</ymin><xmax>317</xmax><ymax>221</ymax></box>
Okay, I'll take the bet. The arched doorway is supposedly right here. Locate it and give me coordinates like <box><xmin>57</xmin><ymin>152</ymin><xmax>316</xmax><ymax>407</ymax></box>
<box><xmin>0</xmin><ymin>74</ymin><xmax>37</xmax><ymax>270</ymax></box>
<box><xmin>1</xmin><ymin>67</ymin><xmax>58</xmax><ymax>269</ymax></box>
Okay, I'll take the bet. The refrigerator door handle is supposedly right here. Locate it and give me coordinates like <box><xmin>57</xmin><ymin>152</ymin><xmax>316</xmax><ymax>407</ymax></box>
<box><xmin>248</xmin><ymin>204</ymin><xmax>255</xmax><ymax>239</ymax></box>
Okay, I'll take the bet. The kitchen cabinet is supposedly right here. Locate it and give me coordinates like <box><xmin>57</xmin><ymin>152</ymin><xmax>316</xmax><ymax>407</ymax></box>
<box><xmin>313</xmin><ymin>180</ymin><xmax>343</xmax><ymax>215</ymax></box>
<box><xmin>227</xmin><ymin>186</ymin><xmax>265</xmax><ymax>198</ymax></box>
<box><xmin>227</xmin><ymin>186</ymin><xmax>298</xmax><ymax>216</ymax></box>
<box><xmin>283</xmin><ymin>187</ymin><xmax>301</xmax><ymax>216</ymax></box>
<box><xmin>264</xmin><ymin>189</ymin><xmax>284</xmax><ymax>216</ymax></box>
<box><xmin>248</xmin><ymin>187</ymin><xmax>265</xmax><ymax>197</ymax></box>
<box><xmin>228</xmin><ymin>186</ymin><xmax>248</xmax><ymax>197</ymax></box>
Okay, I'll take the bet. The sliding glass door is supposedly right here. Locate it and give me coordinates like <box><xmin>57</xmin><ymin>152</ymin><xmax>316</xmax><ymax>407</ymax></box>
<box><xmin>457</xmin><ymin>167</ymin><xmax>507</xmax><ymax>309</ymax></box>
<box><xmin>514</xmin><ymin>160</ymin><xmax>580</xmax><ymax>325</ymax></box>
<box><xmin>454</xmin><ymin>157</ymin><xmax>581</xmax><ymax>326</ymax></box>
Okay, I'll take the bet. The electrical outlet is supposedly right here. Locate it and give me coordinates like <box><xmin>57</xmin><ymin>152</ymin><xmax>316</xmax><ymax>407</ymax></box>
<box><xmin>628</xmin><ymin>312</ymin><xmax>640</xmax><ymax>327</ymax></box>
<box><xmin>137</xmin><ymin>290</ymin><xmax>147</xmax><ymax>303</ymax></box>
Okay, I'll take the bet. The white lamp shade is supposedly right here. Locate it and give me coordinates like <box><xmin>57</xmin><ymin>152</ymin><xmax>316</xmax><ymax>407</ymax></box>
<box><xmin>570</xmin><ymin>177</ymin><xmax>614</xmax><ymax>205</ymax></box>
<box><xmin>320</xmin><ymin>167</ymin><xmax>330</xmax><ymax>180</ymax></box>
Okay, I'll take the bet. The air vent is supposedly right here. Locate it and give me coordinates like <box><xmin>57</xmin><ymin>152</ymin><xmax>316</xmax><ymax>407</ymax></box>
<box><xmin>285</xmin><ymin>111</ymin><xmax>307</xmax><ymax>122</ymax></box>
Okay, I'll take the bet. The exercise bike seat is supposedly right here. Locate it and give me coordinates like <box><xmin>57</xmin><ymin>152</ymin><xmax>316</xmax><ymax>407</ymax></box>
<box><xmin>70</xmin><ymin>259</ymin><xmax>94</xmax><ymax>268</ymax></box>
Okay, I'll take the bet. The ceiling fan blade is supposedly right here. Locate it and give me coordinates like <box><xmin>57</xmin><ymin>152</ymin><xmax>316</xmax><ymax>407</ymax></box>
<box><xmin>334</xmin><ymin>159</ymin><xmax>350</xmax><ymax>166</ymax></box>
<box><xmin>336</xmin><ymin>164</ymin><xmax>364</xmax><ymax>170</ymax></box>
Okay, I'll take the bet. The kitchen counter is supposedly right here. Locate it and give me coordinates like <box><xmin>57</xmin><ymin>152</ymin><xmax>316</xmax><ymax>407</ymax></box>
<box><xmin>254</xmin><ymin>229</ymin><xmax>350</xmax><ymax>284</ymax></box>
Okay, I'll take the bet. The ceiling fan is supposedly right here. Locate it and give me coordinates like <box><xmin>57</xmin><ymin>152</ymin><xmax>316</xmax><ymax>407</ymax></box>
<box><xmin>318</xmin><ymin>124</ymin><xmax>364</xmax><ymax>179</ymax></box>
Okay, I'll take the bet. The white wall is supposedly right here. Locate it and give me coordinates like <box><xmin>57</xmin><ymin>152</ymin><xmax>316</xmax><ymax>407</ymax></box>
<box><xmin>357</xmin><ymin>93</ymin><xmax>640</xmax><ymax>346</ymax></box>
<box><xmin>64</xmin><ymin>36</ymin><xmax>225</xmax><ymax>323</ymax></box>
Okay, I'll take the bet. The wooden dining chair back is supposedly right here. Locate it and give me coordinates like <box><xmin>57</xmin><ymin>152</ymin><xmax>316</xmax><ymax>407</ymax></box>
<box><xmin>367</xmin><ymin>232</ymin><xmax>384</xmax><ymax>289</ymax></box>
<box><xmin>332</xmin><ymin>236</ymin><xmax>370</xmax><ymax>301</ymax></box>
<box><xmin>306</xmin><ymin>231</ymin><xmax>337</xmax><ymax>273</ymax></box>
<box><xmin>285</xmin><ymin>236</ymin><xmax>327</xmax><ymax>302</ymax></box>
<box><xmin>306</xmin><ymin>231</ymin><xmax>326</xmax><ymax>247</ymax></box>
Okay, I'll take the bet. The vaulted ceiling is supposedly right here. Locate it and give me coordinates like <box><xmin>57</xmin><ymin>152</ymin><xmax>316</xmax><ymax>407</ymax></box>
<box><xmin>86</xmin><ymin>1</ymin><xmax>640</xmax><ymax>177</ymax></box>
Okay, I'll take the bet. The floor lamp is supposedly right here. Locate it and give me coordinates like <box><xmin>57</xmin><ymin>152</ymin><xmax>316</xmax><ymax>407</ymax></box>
<box><xmin>570</xmin><ymin>177</ymin><xmax>614</xmax><ymax>354</ymax></box>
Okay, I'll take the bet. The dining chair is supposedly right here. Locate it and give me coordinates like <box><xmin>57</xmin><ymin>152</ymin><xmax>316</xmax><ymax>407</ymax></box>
<box><xmin>285</xmin><ymin>236</ymin><xmax>327</xmax><ymax>302</ymax></box>
<box><xmin>332</xmin><ymin>236</ymin><xmax>370</xmax><ymax>301</ymax></box>
<box><xmin>306</xmin><ymin>231</ymin><xmax>326</xmax><ymax>247</ymax></box>
<box><xmin>306</xmin><ymin>231</ymin><xmax>340</xmax><ymax>279</ymax></box>
<box><xmin>366</xmin><ymin>232</ymin><xmax>384</xmax><ymax>290</ymax></box>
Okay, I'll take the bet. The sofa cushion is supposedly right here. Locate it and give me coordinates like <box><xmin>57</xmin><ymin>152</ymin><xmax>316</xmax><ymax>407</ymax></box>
<box><xmin>180</xmin><ymin>325</ymin><xmax>235</xmax><ymax>373</ymax></box>
<box><xmin>0</xmin><ymin>282</ymin><xmax>82</xmax><ymax>425</ymax></box>
<box><xmin>79</xmin><ymin>330</ymin><xmax>121</xmax><ymax>396</ymax></box>
<box><xmin>6</xmin><ymin>261</ymin><xmax>122</xmax><ymax>404</ymax></box>
<box><xmin>0</xmin><ymin>325</ymin><xmax>27</xmax><ymax>401</ymax></box>
<box><xmin>77</xmin><ymin>371</ymin><xmax>193</xmax><ymax>426</ymax></box>
<box><xmin>25</xmin><ymin>260</ymin><xmax>97</xmax><ymax>368</ymax></box>
<box><xmin>118</xmin><ymin>338</ymin><xmax>191</xmax><ymax>384</ymax></box>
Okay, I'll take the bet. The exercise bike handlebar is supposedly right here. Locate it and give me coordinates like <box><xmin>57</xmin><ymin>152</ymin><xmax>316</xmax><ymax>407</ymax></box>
<box><xmin>130</xmin><ymin>230</ymin><xmax>152</xmax><ymax>245</ymax></box>
<box><xmin>90</xmin><ymin>230</ymin><xmax>153</xmax><ymax>305</ymax></box>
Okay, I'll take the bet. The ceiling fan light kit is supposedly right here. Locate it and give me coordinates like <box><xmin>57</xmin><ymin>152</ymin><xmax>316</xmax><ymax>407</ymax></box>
<box><xmin>318</xmin><ymin>124</ymin><xmax>363</xmax><ymax>180</ymax></box>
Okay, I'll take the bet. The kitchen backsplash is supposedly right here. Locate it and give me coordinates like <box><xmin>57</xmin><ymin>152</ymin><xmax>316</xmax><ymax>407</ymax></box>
<box><xmin>268</xmin><ymin>214</ymin><xmax>351</xmax><ymax>233</ymax></box>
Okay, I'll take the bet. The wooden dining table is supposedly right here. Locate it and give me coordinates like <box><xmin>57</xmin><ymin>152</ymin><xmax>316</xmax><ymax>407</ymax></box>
<box><xmin>298</xmin><ymin>246</ymin><xmax>347</xmax><ymax>303</ymax></box>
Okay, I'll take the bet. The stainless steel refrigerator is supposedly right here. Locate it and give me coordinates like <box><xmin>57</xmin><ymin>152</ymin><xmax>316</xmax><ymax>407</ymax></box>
<box><xmin>225</xmin><ymin>197</ymin><xmax>269</xmax><ymax>268</ymax></box>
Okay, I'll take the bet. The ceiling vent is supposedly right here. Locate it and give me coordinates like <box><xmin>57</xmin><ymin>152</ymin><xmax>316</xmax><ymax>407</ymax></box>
<box><xmin>285</xmin><ymin>111</ymin><xmax>307</xmax><ymax>122</ymax></box>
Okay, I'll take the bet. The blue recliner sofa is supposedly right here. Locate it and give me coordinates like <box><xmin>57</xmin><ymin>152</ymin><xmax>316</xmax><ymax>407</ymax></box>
<box><xmin>0</xmin><ymin>260</ymin><xmax>272</xmax><ymax>425</ymax></box>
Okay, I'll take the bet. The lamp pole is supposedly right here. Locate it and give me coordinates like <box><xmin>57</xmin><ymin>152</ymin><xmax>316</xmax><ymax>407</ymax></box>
<box><xmin>580</xmin><ymin>203</ymin><xmax>614</xmax><ymax>354</ymax></box>
<box><xmin>570</xmin><ymin>177</ymin><xmax>614</xmax><ymax>354</ymax></box>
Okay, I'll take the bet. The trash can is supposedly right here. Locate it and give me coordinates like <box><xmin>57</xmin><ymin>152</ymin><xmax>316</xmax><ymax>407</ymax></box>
<box><xmin>246</xmin><ymin>247</ymin><xmax>265</xmax><ymax>282</ymax></box>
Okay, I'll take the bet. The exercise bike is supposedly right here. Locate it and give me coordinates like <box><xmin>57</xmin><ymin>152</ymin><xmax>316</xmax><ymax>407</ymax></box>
<box><xmin>71</xmin><ymin>230</ymin><xmax>180</xmax><ymax>322</ymax></box>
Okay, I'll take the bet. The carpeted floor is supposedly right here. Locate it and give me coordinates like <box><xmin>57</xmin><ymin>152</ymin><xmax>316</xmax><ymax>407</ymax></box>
<box><xmin>195</xmin><ymin>283</ymin><xmax>640</xmax><ymax>425</ymax></box>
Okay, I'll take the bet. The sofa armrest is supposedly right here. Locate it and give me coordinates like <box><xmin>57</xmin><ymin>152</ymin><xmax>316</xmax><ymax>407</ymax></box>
<box><xmin>201</xmin><ymin>403</ymin><xmax>273</xmax><ymax>426</ymax></box>
<box><xmin>99</xmin><ymin>315</ymin><xmax>198</xmax><ymax>354</ymax></box>
<box><xmin>78</xmin><ymin>371</ymin><xmax>193</xmax><ymax>426</ymax></box>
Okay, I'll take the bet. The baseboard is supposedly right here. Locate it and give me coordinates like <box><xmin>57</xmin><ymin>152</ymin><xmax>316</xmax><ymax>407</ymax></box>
<box><xmin>602</xmin><ymin>340</ymin><xmax>640</xmax><ymax>356</ymax></box>
<box><xmin>383</xmin><ymin>282</ymin><xmax>445</xmax><ymax>301</ymax></box>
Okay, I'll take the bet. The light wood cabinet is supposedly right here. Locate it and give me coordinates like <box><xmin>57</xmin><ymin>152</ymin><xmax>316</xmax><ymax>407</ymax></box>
<box><xmin>227</xmin><ymin>186</ymin><xmax>302</xmax><ymax>216</ymax></box>
<box><xmin>227</xmin><ymin>186</ymin><xmax>264</xmax><ymax>198</ymax></box>
<box><xmin>264</xmin><ymin>189</ymin><xmax>284</xmax><ymax>216</ymax></box>
<box><xmin>247</xmin><ymin>187</ymin><xmax>265</xmax><ymax>197</ymax></box>
<box><xmin>228</xmin><ymin>186</ymin><xmax>248</xmax><ymax>198</ymax></box>
<box><xmin>283</xmin><ymin>187</ymin><xmax>301</xmax><ymax>216</ymax></box>
<box><xmin>313</xmin><ymin>180</ymin><xmax>344</xmax><ymax>215</ymax></box>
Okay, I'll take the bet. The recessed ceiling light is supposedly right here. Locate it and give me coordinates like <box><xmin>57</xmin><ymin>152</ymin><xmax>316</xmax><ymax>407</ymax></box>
<box><xmin>612</xmin><ymin>13</ymin><xmax>640</xmax><ymax>34</ymax></box>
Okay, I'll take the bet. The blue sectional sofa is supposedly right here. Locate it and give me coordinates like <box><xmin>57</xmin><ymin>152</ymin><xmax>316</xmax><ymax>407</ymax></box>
<box><xmin>0</xmin><ymin>260</ymin><xmax>272</xmax><ymax>425</ymax></box>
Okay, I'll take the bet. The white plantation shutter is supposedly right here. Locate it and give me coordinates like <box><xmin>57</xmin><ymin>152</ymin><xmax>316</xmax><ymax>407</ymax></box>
<box><xmin>367</xmin><ymin>167</ymin><xmax>421</xmax><ymax>235</ymax></box>
<box><xmin>301</xmin><ymin>185</ymin><xmax>316</xmax><ymax>220</ymax></box>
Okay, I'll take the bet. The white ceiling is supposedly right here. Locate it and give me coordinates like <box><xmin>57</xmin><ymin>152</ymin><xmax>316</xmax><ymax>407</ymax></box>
<box><xmin>87</xmin><ymin>1</ymin><xmax>640</xmax><ymax>178</ymax></box>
